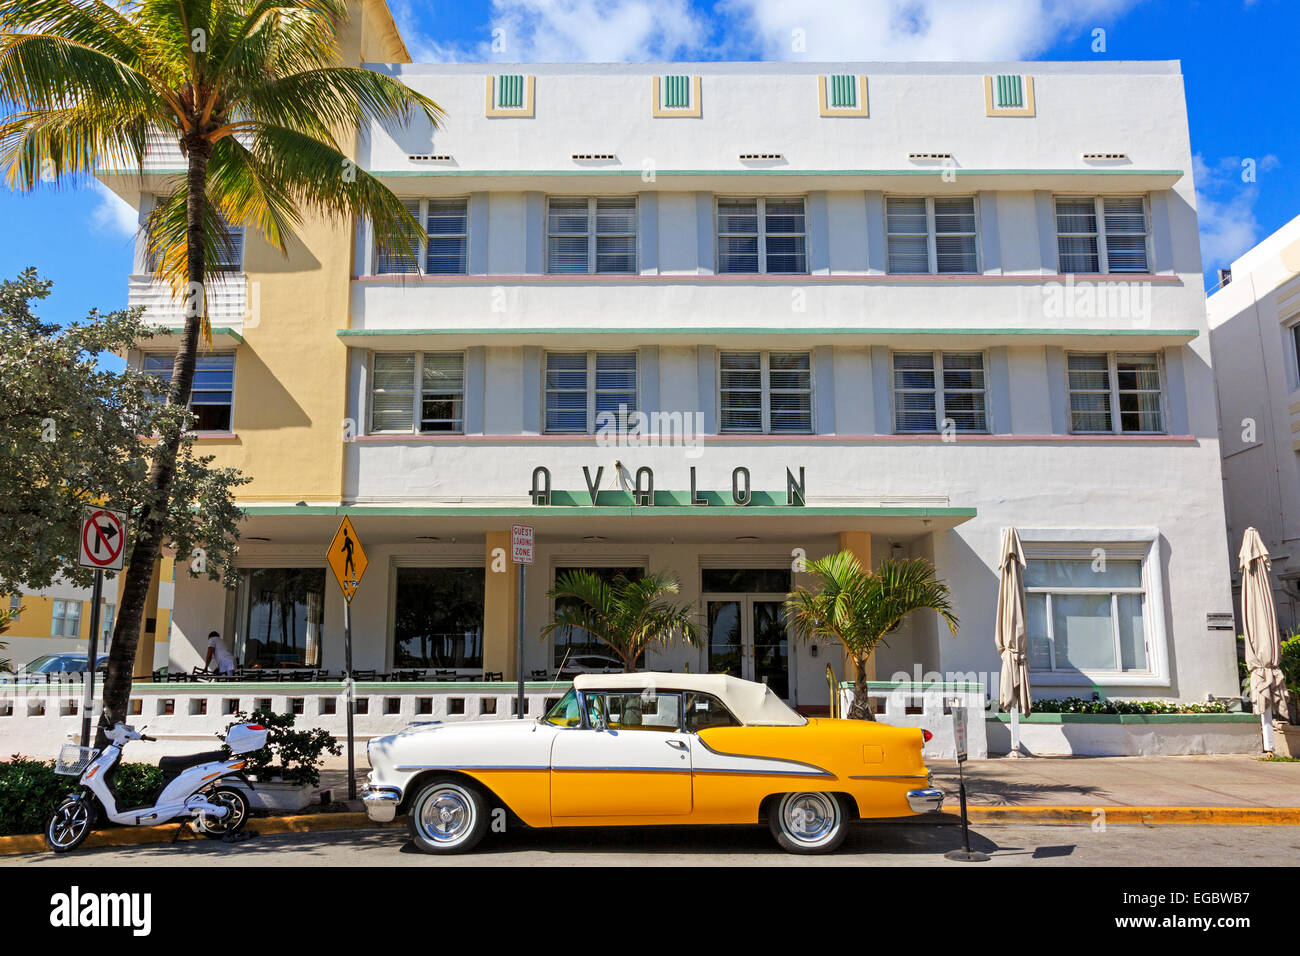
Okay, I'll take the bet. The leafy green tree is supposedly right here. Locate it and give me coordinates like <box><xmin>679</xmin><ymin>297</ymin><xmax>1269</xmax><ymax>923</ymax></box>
<box><xmin>0</xmin><ymin>269</ymin><xmax>248</xmax><ymax>605</ymax></box>
<box><xmin>0</xmin><ymin>1</ymin><xmax>441</xmax><ymax>736</ymax></box>
<box><xmin>785</xmin><ymin>552</ymin><xmax>959</xmax><ymax>720</ymax></box>
<box><xmin>540</xmin><ymin>570</ymin><xmax>701</xmax><ymax>673</ymax></box>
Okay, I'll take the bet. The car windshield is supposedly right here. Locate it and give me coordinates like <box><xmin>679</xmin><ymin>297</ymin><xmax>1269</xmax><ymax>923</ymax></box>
<box><xmin>23</xmin><ymin>655</ymin><xmax>69</xmax><ymax>673</ymax></box>
<box><xmin>543</xmin><ymin>688</ymin><xmax>582</xmax><ymax>727</ymax></box>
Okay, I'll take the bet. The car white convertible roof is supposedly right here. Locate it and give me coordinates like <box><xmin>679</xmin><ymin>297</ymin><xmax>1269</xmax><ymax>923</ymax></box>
<box><xmin>572</xmin><ymin>672</ymin><xmax>806</xmax><ymax>726</ymax></box>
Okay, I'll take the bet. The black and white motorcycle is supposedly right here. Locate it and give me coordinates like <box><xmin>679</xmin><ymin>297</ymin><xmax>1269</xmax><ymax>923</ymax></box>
<box><xmin>45</xmin><ymin>721</ymin><xmax>267</xmax><ymax>853</ymax></box>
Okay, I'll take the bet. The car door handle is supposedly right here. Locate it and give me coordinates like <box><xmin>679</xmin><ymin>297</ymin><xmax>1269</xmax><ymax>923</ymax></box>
<box><xmin>665</xmin><ymin>739</ymin><xmax>688</xmax><ymax>750</ymax></box>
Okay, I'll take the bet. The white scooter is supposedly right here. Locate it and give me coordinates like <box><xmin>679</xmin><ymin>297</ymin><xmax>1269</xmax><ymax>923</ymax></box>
<box><xmin>45</xmin><ymin>721</ymin><xmax>268</xmax><ymax>853</ymax></box>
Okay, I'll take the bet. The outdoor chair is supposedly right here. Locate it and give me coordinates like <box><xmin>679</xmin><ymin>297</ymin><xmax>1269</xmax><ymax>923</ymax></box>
<box><xmin>483</xmin><ymin>671</ymin><xmax>504</xmax><ymax>682</ymax></box>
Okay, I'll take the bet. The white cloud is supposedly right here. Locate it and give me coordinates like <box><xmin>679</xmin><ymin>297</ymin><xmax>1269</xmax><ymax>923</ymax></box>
<box><xmin>392</xmin><ymin>0</ymin><xmax>1144</xmax><ymax>64</ymax></box>
<box><xmin>717</xmin><ymin>0</ymin><xmax>1140</xmax><ymax>61</ymax></box>
<box><xmin>89</xmin><ymin>181</ymin><xmax>138</xmax><ymax>238</ymax></box>
<box><xmin>1193</xmin><ymin>152</ymin><xmax>1283</xmax><ymax>272</ymax></box>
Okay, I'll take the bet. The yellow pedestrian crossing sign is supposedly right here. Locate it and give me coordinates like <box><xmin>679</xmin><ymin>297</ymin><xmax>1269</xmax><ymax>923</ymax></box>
<box><xmin>327</xmin><ymin>516</ymin><xmax>368</xmax><ymax>603</ymax></box>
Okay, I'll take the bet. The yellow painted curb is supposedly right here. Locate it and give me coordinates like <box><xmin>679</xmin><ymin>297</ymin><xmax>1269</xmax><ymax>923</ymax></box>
<box><xmin>0</xmin><ymin>811</ymin><xmax>390</xmax><ymax>857</ymax></box>
<box><xmin>955</xmin><ymin>806</ymin><xmax>1300</xmax><ymax>826</ymax></box>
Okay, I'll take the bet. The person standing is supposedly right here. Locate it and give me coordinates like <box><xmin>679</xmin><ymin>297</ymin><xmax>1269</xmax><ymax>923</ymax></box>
<box><xmin>205</xmin><ymin>630</ymin><xmax>236</xmax><ymax>675</ymax></box>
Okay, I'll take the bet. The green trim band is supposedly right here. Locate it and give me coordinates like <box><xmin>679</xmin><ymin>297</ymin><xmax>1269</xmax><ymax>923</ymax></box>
<box><xmin>339</xmin><ymin>327</ymin><xmax>1198</xmax><ymax>339</ymax></box>
<box><xmin>237</xmin><ymin>503</ymin><xmax>978</xmax><ymax>518</ymax></box>
<box><xmin>366</xmin><ymin>168</ymin><xmax>1185</xmax><ymax>179</ymax></box>
<box><xmin>131</xmin><ymin>681</ymin><xmax>573</xmax><ymax>692</ymax></box>
<box><xmin>156</xmin><ymin>326</ymin><xmax>244</xmax><ymax>344</ymax></box>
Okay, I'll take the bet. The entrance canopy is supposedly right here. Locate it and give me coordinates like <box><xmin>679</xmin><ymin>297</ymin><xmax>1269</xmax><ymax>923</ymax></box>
<box><xmin>236</xmin><ymin>503</ymin><xmax>976</xmax><ymax>546</ymax></box>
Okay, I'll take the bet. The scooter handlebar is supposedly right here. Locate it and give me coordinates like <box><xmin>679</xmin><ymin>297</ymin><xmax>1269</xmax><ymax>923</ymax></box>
<box><xmin>139</xmin><ymin>734</ymin><xmax>157</xmax><ymax>742</ymax></box>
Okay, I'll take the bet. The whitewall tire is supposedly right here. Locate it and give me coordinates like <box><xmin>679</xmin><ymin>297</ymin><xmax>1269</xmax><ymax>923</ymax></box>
<box><xmin>769</xmin><ymin>791</ymin><xmax>850</xmax><ymax>854</ymax></box>
<box><xmin>408</xmin><ymin>779</ymin><xmax>489</xmax><ymax>854</ymax></box>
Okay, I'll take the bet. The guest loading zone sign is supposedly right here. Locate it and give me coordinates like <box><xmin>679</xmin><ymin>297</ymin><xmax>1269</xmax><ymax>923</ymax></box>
<box><xmin>527</xmin><ymin>465</ymin><xmax>808</xmax><ymax>508</ymax></box>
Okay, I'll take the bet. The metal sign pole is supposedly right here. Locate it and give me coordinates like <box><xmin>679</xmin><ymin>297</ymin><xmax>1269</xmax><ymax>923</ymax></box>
<box><xmin>944</xmin><ymin>698</ymin><xmax>990</xmax><ymax>862</ymax></box>
<box><xmin>344</xmin><ymin>597</ymin><xmax>356</xmax><ymax>800</ymax></box>
<box><xmin>515</xmin><ymin>564</ymin><xmax>526</xmax><ymax>719</ymax></box>
<box><xmin>79</xmin><ymin>569</ymin><xmax>104</xmax><ymax>747</ymax></box>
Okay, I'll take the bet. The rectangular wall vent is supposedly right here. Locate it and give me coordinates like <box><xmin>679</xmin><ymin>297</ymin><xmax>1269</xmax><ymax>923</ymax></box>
<box><xmin>1082</xmin><ymin>152</ymin><xmax>1129</xmax><ymax>161</ymax></box>
<box><xmin>572</xmin><ymin>153</ymin><xmax>617</xmax><ymax>161</ymax></box>
<box><xmin>908</xmin><ymin>152</ymin><xmax>953</xmax><ymax>161</ymax></box>
<box><xmin>408</xmin><ymin>154</ymin><xmax>453</xmax><ymax>162</ymax></box>
<box><xmin>739</xmin><ymin>153</ymin><xmax>784</xmax><ymax>161</ymax></box>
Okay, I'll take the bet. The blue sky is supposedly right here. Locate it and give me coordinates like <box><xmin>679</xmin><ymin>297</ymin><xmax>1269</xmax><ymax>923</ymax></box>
<box><xmin>1</xmin><ymin>0</ymin><xmax>1295</xmax><ymax>333</ymax></box>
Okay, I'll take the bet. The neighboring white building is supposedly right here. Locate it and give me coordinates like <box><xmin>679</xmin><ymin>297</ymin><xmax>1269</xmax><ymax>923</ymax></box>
<box><xmin>1208</xmin><ymin>214</ymin><xmax>1300</xmax><ymax>632</ymax></box>
<box><xmin>103</xmin><ymin>55</ymin><xmax>1241</xmax><ymax>711</ymax></box>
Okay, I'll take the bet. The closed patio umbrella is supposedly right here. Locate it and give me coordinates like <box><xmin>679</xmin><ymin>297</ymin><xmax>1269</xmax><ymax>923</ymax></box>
<box><xmin>996</xmin><ymin>527</ymin><xmax>1031</xmax><ymax>757</ymax></box>
<box><xmin>1240</xmin><ymin>527</ymin><xmax>1290</xmax><ymax>752</ymax></box>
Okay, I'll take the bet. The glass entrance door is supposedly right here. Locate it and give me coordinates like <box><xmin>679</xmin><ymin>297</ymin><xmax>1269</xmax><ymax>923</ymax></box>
<box><xmin>705</xmin><ymin>595</ymin><xmax>792</xmax><ymax>702</ymax></box>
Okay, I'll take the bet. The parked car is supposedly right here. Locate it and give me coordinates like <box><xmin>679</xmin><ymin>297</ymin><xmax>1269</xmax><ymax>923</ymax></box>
<box><xmin>362</xmin><ymin>672</ymin><xmax>943</xmax><ymax>855</ymax></box>
<box><xmin>553</xmin><ymin>653</ymin><xmax>624</xmax><ymax>678</ymax></box>
<box><xmin>14</xmin><ymin>654</ymin><xmax>108</xmax><ymax>677</ymax></box>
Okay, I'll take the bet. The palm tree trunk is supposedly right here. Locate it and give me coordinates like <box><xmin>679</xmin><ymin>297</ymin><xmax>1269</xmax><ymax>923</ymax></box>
<box><xmin>98</xmin><ymin>137</ymin><xmax>211</xmax><ymax>745</ymax></box>
<box><xmin>845</xmin><ymin>655</ymin><xmax>877</xmax><ymax>721</ymax></box>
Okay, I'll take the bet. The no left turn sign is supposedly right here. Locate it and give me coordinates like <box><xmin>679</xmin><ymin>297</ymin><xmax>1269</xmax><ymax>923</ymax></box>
<box><xmin>79</xmin><ymin>506</ymin><xmax>128</xmax><ymax>571</ymax></box>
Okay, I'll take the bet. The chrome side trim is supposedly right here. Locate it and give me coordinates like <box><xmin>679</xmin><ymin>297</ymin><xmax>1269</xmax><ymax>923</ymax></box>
<box><xmin>692</xmin><ymin>735</ymin><xmax>835</xmax><ymax>778</ymax></box>
<box><xmin>395</xmin><ymin>764</ymin><xmax>548</xmax><ymax>772</ymax></box>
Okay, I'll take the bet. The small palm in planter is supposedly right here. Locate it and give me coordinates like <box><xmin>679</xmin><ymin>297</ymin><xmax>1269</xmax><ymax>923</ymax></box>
<box><xmin>541</xmin><ymin>570</ymin><xmax>701</xmax><ymax>672</ymax></box>
<box><xmin>785</xmin><ymin>552</ymin><xmax>958</xmax><ymax>721</ymax></box>
<box><xmin>219</xmin><ymin>709</ymin><xmax>341</xmax><ymax>810</ymax></box>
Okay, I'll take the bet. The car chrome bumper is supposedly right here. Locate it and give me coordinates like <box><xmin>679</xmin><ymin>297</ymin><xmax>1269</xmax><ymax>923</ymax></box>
<box><xmin>360</xmin><ymin>785</ymin><xmax>402</xmax><ymax>823</ymax></box>
<box><xmin>906</xmin><ymin>787</ymin><xmax>945</xmax><ymax>813</ymax></box>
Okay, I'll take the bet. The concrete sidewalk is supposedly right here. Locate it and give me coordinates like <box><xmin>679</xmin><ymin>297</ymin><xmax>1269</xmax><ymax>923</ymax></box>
<box><xmin>930</xmin><ymin>754</ymin><xmax>1300</xmax><ymax>808</ymax></box>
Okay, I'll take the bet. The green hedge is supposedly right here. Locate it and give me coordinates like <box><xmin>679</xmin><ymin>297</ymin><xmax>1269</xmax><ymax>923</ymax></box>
<box><xmin>1031</xmin><ymin>698</ymin><xmax>1229</xmax><ymax>715</ymax></box>
<box><xmin>0</xmin><ymin>757</ymin><xmax>163</xmax><ymax>836</ymax></box>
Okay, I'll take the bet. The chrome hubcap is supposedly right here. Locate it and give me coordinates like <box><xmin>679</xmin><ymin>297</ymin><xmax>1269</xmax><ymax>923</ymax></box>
<box><xmin>782</xmin><ymin>793</ymin><xmax>838</xmax><ymax>845</ymax></box>
<box><xmin>202</xmin><ymin>792</ymin><xmax>244</xmax><ymax>833</ymax></box>
<box><xmin>49</xmin><ymin>801</ymin><xmax>90</xmax><ymax>847</ymax></box>
<box><xmin>418</xmin><ymin>787</ymin><xmax>474</xmax><ymax>844</ymax></box>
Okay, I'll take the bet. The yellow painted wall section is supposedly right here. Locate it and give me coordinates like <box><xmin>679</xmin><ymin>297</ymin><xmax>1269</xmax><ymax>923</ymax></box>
<box><xmin>838</xmin><ymin>531</ymin><xmax>875</xmax><ymax>682</ymax></box>
<box><xmin>482</xmin><ymin>531</ymin><xmax>519</xmax><ymax>678</ymax></box>
<box><xmin>3</xmin><ymin>595</ymin><xmax>55</xmax><ymax>641</ymax></box>
<box><xmin>181</xmin><ymin>0</ymin><xmax>410</xmax><ymax>503</ymax></box>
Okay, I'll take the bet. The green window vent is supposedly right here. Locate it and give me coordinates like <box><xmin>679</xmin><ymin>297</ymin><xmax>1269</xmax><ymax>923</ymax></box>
<box><xmin>496</xmin><ymin>74</ymin><xmax>524</xmax><ymax>109</ymax></box>
<box><xmin>995</xmin><ymin>74</ymin><xmax>1023</xmax><ymax>109</ymax></box>
<box><xmin>662</xmin><ymin>75</ymin><xmax>691</xmax><ymax>109</ymax></box>
<box><xmin>829</xmin><ymin>74</ymin><xmax>857</xmax><ymax>108</ymax></box>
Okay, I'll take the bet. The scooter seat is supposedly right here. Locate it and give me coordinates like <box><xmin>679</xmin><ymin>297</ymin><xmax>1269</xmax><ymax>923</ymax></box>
<box><xmin>158</xmin><ymin>750</ymin><xmax>229</xmax><ymax>780</ymax></box>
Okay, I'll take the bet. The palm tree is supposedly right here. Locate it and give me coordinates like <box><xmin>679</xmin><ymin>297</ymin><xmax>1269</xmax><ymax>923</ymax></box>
<box><xmin>0</xmin><ymin>0</ymin><xmax>441</xmax><ymax>738</ymax></box>
<box><xmin>541</xmin><ymin>570</ymin><xmax>701</xmax><ymax>673</ymax></box>
<box><xmin>785</xmin><ymin>552</ymin><xmax>958</xmax><ymax>721</ymax></box>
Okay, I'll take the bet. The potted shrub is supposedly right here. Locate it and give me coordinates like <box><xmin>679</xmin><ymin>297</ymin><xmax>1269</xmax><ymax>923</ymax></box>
<box><xmin>219</xmin><ymin>708</ymin><xmax>341</xmax><ymax>812</ymax></box>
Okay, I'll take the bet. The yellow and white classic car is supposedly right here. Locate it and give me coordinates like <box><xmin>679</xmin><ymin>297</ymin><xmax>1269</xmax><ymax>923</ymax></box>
<box><xmin>362</xmin><ymin>672</ymin><xmax>944</xmax><ymax>854</ymax></box>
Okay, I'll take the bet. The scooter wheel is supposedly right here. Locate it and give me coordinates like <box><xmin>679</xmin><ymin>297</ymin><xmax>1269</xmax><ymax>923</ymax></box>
<box><xmin>45</xmin><ymin>794</ymin><xmax>96</xmax><ymax>853</ymax></box>
<box><xmin>197</xmin><ymin>787</ymin><xmax>250</xmax><ymax>839</ymax></box>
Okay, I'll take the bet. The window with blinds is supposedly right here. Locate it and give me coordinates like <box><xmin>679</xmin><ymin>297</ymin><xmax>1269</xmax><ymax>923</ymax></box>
<box><xmin>545</xmin><ymin>351</ymin><xmax>638</xmax><ymax>433</ymax></box>
<box><xmin>1067</xmin><ymin>352</ymin><xmax>1163</xmax><ymax>434</ymax></box>
<box><xmin>1055</xmin><ymin>196</ymin><xmax>1149</xmax><ymax>273</ymax></box>
<box><xmin>719</xmin><ymin>351</ymin><xmax>812</xmax><ymax>433</ymax></box>
<box><xmin>892</xmin><ymin>352</ymin><xmax>987</xmax><ymax>433</ymax></box>
<box><xmin>1026</xmin><ymin>554</ymin><xmax>1150</xmax><ymax>673</ymax></box>
<box><xmin>369</xmin><ymin>352</ymin><xmax>465</xmax><ymax>434</ymax></box>
<box><xmin>546</xmin><ymin>197</ymin><xmax>637</xmax><ymax>274</ymax></box>
<box><xmin>716</xmin><ymin>198</ymin><xmax>807</xmax><ymax>274</ymax></box>
<box><xmin>375</xmin><ymin>198</ymin><xmax>469</xmax><ymax>275</ymax></box>
<box><xmin>886</xmin><ymin>197</ymin><xmax>978</xmax><ymax>274</ymax></box>
<box><xmin>143</xmin><ymin>352</ymin><xmax>236</xmax><ymax>431</ymax></box>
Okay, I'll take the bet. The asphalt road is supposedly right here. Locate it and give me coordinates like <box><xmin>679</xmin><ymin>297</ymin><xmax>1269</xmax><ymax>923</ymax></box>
<box><xmin>8</xmin><ymin>820</ymin><xmax>1299</xmax><ymax>867</ymax></box>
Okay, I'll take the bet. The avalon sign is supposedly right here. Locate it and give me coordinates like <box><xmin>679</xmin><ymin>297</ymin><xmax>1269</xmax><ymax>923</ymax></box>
<box><xmin>529</xmin><ymin>465</ymin><xmax>807</xmax><ymax>507</ymax></box>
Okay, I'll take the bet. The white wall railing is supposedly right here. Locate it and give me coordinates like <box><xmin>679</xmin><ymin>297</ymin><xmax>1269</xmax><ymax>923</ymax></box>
<box><xmin>0</xmin><ymin>680</ymin><xmax>572</xmax><ymax>759</ymax></box>
<box><xmin>840</xmin><ymin>681</ymin><xmax>990</xmax><ymax>759</ymax></box>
